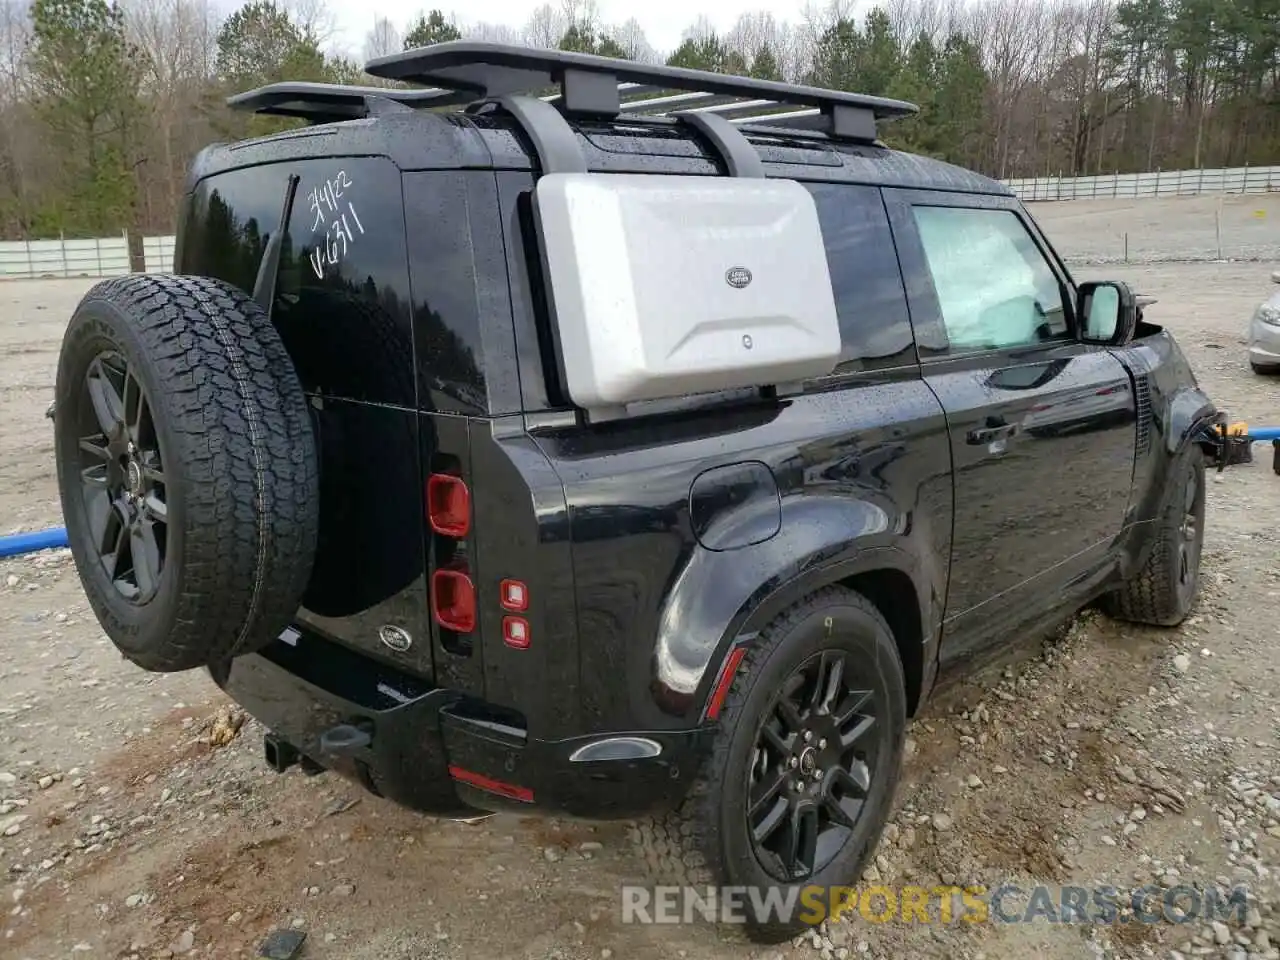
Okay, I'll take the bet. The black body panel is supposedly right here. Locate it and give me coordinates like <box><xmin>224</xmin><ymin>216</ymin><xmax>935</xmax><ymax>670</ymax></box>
<box><xmin>528</xmin><ymin>375</ymin><xmax>952</xmax><ymax>737</ymax></box>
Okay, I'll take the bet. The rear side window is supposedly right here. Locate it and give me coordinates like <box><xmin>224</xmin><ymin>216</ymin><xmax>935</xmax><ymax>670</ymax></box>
<box><xmin>181</xmin><ymin>158</ymin><xmax>416</xmax><ymax>408</ymax></box>
<box><xmin>803</xmin><ymin>183</ymin><xmax>915</xmax><ymax>371</ymax></box>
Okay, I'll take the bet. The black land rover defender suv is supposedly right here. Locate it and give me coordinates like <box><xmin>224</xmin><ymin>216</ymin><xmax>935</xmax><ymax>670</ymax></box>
<box><xmin>51</xmin><ymin>42</ymin><xmax>1224</xmax><ymax>942</ymax></box>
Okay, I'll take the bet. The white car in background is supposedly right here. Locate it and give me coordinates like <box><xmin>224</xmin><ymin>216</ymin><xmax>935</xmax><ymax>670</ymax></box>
<box><xmin>1248</xmin><ymin>270</ymin><xmax>1280</xmax><ymax>374</ymax></box>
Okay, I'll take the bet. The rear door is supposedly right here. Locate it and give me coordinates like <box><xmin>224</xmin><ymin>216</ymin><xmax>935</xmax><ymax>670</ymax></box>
<box><xmin>884</xmin><ymin>189</ymin><xmax>1138</xmax><ymax>670</ymax></box>
<box><xmin>182</xmin><ymin>157</ymin><xmax>437</xmax><ymax>682</ymax></box>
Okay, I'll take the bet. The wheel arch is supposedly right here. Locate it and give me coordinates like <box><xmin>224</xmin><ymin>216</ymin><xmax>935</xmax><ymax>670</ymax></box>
<box><xmin>697</xmin><ymin>550</ymin><xmax>935</xmax><ymax>725</ymax></box>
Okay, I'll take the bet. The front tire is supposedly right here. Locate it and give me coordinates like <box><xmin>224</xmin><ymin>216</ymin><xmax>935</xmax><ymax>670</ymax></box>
<box><xmin>1103</xmin><ymin>453</ymin><xmax>1206</xmax><ymax>626</ymax></box>
<box><xmin>633</xmin><ymin>587</ymin><xmax>906</xmax><ymax>943</ymax></box>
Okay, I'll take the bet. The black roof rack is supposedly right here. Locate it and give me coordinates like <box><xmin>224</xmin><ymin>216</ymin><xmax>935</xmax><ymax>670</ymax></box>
<box><xmin>226</xmin><ymin>81</ymin><xmax>472</xmax><ymax>124</ymax></box>
<box><xmin>364</xmin><ymin>41</ymin><xmax>918</xmax><ymax>142</ymax></box>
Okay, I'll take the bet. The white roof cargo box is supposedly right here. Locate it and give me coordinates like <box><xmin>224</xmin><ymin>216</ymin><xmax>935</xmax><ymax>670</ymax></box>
<box><xmin>532</xmin><ymin>172</ymin><xmax>841</xmax><ymax>416</ymax></box>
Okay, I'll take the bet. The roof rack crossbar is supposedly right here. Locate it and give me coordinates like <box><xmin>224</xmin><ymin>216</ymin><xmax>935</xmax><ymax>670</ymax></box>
<box><xmin>364</xmin><ymin>41</ymin><xmax>916</xmax><ymax>142</ymax></box>
<box><xmin>226</xmin><ymin>81</ymin><xmax>472</xmax><ymax>125</ymax></box>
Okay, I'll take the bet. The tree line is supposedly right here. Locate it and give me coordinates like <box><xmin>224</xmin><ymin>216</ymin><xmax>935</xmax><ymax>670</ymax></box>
<box><xmin>1</xmin><ymin>0</ymin><xmax>1275</xmax><ymax>240</ymax></box>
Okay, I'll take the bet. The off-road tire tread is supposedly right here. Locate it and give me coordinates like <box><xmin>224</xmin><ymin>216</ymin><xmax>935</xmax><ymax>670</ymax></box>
<box><xmin>59</xmin><ymin>274</ymin><xmax>318</xmax><ymax>672</ymax></box>
<box><xmin>631</xmin><ymin>586</ymin><xmax>897</xmax><ymax>939</ymax></box>
<box><xmin>1103</xmin><ymin>455</ymin><xmax>1203</xmax><ymax>627</ymax></box>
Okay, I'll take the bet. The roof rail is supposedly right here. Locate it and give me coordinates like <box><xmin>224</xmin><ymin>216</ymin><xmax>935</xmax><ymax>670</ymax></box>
<box><xmin>226</xmin><ymin>81</ymin><xmax>472</xmax><ymax>124</ymax></box>
<box><xmin>364</xmin><ymin>41</ymin><xmax>917</xmax><ymax>142</ymax></box>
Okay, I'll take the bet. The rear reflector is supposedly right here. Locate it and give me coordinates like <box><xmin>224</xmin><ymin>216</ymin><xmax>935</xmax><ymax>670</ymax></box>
<box><xmin>448</xmin><ymin>764</ymin><xmax>533</xmax><ymax>803</ymax></box>
<box><xmin>427</xmin><ymin>473</ymin><xmax>471</xmax><ymax>537</ymax></box>
<box><xmin>432</xmin><ymin>568</ymin><xmax>476</xmax><ymax>632</ymax></box>
<box><xmin>706</xmin><ymin>645</ymin><xmax>747</xmax><ymax>721</ymax></box>
<box><xmin>503</xmin><ymin>616</ymin><xmax>530</xmax><ymax>649</ymax></box>
<box><xmin>500</xmin><ymin>579</ymin><xmax>528</xmax><ymax>612</ymax></box>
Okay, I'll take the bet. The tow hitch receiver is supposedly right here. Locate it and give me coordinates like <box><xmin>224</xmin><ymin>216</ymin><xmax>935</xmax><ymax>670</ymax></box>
<box><xmin>263</xmin><ymin>733</ymin><xmax>300</xmax><ymax>772</ymax></box>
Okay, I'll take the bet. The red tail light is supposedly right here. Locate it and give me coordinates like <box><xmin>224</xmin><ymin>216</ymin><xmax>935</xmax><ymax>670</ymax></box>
<box><xmin>503</xmin><ymin>616</ymin><xmax>530</xmax><ymax>649</ymax></box>
<box><xmin>432</xmin><ymin>568</ymin><xmax>476</xmax><ymax>632</ymax></box>
<box><xmin>427</xmin><ymin>474</ymin><xmax>470</xmax><ymax>537</ymax></box>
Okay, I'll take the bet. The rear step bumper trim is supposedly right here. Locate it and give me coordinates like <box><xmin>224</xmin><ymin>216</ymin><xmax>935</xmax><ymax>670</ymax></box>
<box><xmin>213</xmin><ymin>629</ymin><xmax>710</xmax><ymax>820</ymax></box>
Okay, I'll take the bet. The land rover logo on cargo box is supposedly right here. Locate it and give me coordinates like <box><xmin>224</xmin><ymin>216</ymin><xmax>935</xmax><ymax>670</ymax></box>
<box><xmin>725</xmin><ymin>267</ymin><xmax>752</xmax><ymax>289</ymax></box>
<box><xmin>379</xmin><ymin>625</ymin><xmax>412</xmax><ymax>652</ymax></box>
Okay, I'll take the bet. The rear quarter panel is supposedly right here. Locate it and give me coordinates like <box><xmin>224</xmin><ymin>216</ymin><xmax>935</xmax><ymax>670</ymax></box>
<box><xmin>530</xmin><ymin>376</ymin><xmax>953</xmax><ymax>736</ymax></box>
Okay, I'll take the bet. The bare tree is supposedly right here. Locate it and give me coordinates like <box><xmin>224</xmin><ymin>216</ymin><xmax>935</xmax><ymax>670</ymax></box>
<box><xmin>362</xmin><ymin>15</ymin><xmax>400</xmax><ymax>61</ymax></box>
<box><xmin>609</xmin><ymin>16</ymin><xmax>657</xmax><ymax>62</ymax></box>
<box><xmin>121</xmin><ymin>0</ymin><xmax>221</xmax><ymax>232</ymax></box>
<box><xmin>523</xmin><ymin>3</ymin><xmax>564</xmax><ymax>49</ymax></box>
<box><xmin>558</xmin><ymin>0</ymin><xmax>599</xmax><ymax>35</ymax></box>
<box><xmin>463</xmin><ymin>20</ymin><xmax>522</xmax><ymax>45</ymax></box>
<box><xmin>284</xmin><ymin>0</ymin><xmax>336</xmax><ymax>46</ymax></box>
<box><xmin>679</xmin><ymin>14</ymin><xmax>719</xmax><ymax>45</ymax></box>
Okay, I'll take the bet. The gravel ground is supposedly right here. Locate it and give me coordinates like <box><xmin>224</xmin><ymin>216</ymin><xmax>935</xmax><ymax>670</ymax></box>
<box><xmin>1028</xmin><ymin>193</ymin><xmax>1279</xmax><ymax>264</ymax></box>
<box><xmin>2</xmin><ymin>199</ymin><xmax>1279</xmax><ymax>960</ymax></box>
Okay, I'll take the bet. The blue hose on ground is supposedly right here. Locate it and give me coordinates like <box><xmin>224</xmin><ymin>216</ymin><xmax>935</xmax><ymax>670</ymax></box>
<box><xmin>0</xmin><ymin>527</ymin><xmax>69</xmax><ymax>559</ymax></box>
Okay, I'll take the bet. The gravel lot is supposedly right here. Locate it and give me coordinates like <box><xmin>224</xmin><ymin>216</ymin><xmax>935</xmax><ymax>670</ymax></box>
<box><xmin>1030</xmin><ymin>193</ymin><xmax>1279</xmax><ymax>264</ymax></box>
<box><xmin>2</xmin><ymin>196</ymin><xmax>1279</xmax><ymax>960</ymax></box>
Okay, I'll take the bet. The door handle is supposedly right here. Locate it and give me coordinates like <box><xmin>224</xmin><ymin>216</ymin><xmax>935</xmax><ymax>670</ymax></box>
<box><xmin>967</xmin><ymin>423</ymin><xmax>1019</xmax><ymax>444</ymax></box>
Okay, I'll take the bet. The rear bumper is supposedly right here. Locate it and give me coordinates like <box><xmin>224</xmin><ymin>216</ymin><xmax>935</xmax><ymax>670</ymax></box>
<box><xmin>211</xmin><ymin>628</ymin><xmax>709</xmax><ymax>820</ymax></box>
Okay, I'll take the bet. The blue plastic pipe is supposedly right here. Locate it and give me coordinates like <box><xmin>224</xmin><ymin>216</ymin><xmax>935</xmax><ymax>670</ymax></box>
<box><xmin>0</xmin><ymin>527</ymin><xmax>69</xmax><ymax>559</ymax></box>
<box><xmin>1</xmin><ymin>430</ymin><xmax>1276</xmax><ymax>561</ymax></box>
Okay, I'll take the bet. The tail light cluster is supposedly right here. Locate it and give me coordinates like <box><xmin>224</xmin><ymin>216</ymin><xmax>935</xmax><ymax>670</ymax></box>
<box><xmin>427</xmin><ymin>471</ymin><xmax>530</xmax><ymax>650</ymax></box>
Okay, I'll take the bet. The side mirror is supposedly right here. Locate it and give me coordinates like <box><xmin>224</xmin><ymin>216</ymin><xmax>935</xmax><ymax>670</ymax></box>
<box><xmin>1078</xmin><ymin>280</ymin><xmax>1137</xmax><ymax>346</ymax></box>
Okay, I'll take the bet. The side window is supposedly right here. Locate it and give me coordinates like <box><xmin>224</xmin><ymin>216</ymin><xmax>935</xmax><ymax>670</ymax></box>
<box><xmin>804</xmin><ymin>183</ymin><xmax>915</xmax><ymax>371</ymax></box>
<box><xmin>911</xmin><ymin>206</ymin><xmax>1069</xmax><ymax>354</ymax></box>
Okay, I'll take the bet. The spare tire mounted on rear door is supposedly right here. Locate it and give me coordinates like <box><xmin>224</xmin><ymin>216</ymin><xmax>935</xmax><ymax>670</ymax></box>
<box><xmin>53</xmin><ymin>274</ymin><xmax>320</xmax><ymax>672</ymax></box>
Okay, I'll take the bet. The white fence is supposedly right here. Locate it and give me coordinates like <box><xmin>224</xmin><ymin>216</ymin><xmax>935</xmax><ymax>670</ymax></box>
<box><xmin>0</xmin><ymin>233</ymin><xmax>134</xmax><ymax>280</ymax></box>
<box><xmin>1004</xmin><ymin>164</ymin><xmax>1279</xmax><ymax>202</ymax></box>
<box><xmin>142</xmin><ymin>235</ymin><xmax>176</xmax><ymax>274</ymax></box>
<box><xmin>0</xmin><ymin>233</ymin><xmax>175</xmax><ymax>280</ymax></box>
<box><xmin>0</xmin><ymin>164</ymin><xmax>1275</xmax><ymax>279</ymax></box>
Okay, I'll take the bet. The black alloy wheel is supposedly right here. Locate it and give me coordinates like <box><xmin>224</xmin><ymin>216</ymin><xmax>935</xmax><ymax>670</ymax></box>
<box><xmin>74</xmin><ymin>351</ymin><xmax>168</xmax><ymax>604</ymax></box>
<box><xmin>1176</xmin><ymin>465</ymin><xmax>1203</xmax><ymax>600</ymax></box>
<box><xmin>748</xmin><ymin>649</ymin><xmax>878</xmax><ymax>881</ymax></box>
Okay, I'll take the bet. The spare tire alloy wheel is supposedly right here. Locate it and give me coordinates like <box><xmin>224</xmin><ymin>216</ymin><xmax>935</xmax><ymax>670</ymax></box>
<box><xmin>76</xmin><ymin>352</ymin><xmax>168</xmax><ymax>603</ymax></box>
<box><xmin>749</xmin><ymin>650</ymin><xmax>878</xmax><ymax>881</ymax></box>
<box><xmin>55</xmin><ymin>275</ymin><xmax>319</xmax><ymax>674</ymax></box>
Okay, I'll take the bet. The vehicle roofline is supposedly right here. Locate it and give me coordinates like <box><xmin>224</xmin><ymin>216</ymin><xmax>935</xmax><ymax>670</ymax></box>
<box><xmin>182</xmin><ymin>112</ymin><xmax>1013</xmax><ymax>198</ymax></box>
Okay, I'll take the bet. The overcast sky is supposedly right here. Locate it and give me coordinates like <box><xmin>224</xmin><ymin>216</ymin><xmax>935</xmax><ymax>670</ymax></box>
<box><xmin>328</xmin><ymin>1</ymin><xmax>828</xmax><ymax>60</ymax></box>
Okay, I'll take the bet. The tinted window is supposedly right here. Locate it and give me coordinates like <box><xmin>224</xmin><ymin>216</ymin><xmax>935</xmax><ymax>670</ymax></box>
<box><xmin>179</xmin><ymin>165</ymin><xmax>288</xmax><ymax>295</ymax></box>
<box><xmin>402</xmin><ymin>172</ymin><xmax>496</xmax><ymax>417</ymax></box>
<box><xmin>181</xmin><ymin>158</ymin><xmax>417</xmax><ymax>408</ymax></box>
<box><xmin>804</xmin><ymin>183</ymin><xmax>915</xmax><ymax>371</ymax></box>
<box><xmin>911</xmin><ymin>205</ymin><xmax>1069</xmax><ymax>353</ymax></box>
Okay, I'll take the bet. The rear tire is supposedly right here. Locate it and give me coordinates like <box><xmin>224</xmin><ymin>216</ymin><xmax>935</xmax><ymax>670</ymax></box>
<box><xmin>54</xmin><ymin>274</ymin><xmax>319</xmax><ymax>672</ymax></box>
<box><xmin>1102</xmin><ymin>453</ymin><xmax>1205</xmax><ymax>627</ymax></box>
<box><xmin>1251</xmin><ymin>360</ymin><xmax>1280</xmax><ymax>375</ymax></box>
<box><xmin>632</xmin><ymin>587</ymin><xmax>906</xmax><ymax>943</ymax></box>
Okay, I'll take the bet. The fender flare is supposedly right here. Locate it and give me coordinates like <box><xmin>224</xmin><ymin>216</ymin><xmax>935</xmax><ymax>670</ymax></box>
<box><xmin>1121</xmin><ymin>386</ymin><xmax>1222</xmax><ymax>579</ymax></box>
<box><xmin>646</xmin><ymin>491</ymin><xmax>938</xmax><ymax>724</ymax></box>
